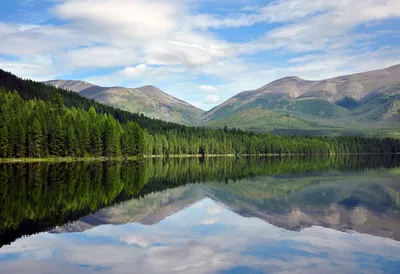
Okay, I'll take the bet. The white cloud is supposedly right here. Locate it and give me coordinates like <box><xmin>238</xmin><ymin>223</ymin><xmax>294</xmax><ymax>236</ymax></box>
<box><xmin>0</xmin><ymin>58</ymin><xmax>58</xmax><ymax>81</ymax></box>
<box><xmin>119</xmin><ymin>64</ymin><xmax>149</xmax><ymax>78</ymax></box>
<box><xmin>62</xmin><ymin>46</ymin><xmax>139</xmax><ymax>69</ymax></box>
<box><xmin>192</xmin><ymin>0</ymin><xmax>400</xmax><ymax>30</ymax></box>
<box><xmin>0</xmin><ymin>0</ymin><xmax>399</xmax><ymax>109</ymax></box>
<box><xmin>204</xmin><ymin>95</ymin><xmax>222</xmax><ymax>104</ymax></box>
<box><xmin>198</xmin><ymin>85</ymin><xmax>217</xmax><ymax>91</ymax></box>
<box><xmin>53</xmin><ymin>0</ymin><xmax>180</xmax><ymax>41</ymax></box>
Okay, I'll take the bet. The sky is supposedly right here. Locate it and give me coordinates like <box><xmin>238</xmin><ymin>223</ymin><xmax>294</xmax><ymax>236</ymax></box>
<box><xmin>0</xmin><ymin>0</ymin><xmax>399</xmax><ymax>110</ymax></box>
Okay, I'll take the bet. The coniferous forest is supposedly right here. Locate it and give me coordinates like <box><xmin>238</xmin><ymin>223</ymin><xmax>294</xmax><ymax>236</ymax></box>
<box><xmin>0</xmin><ymin>69</ymin><xmax>400</xmax><ymax>159</ymax></box>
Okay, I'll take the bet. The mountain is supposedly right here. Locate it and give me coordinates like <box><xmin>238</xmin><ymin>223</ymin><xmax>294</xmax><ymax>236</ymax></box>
<box><xmin>45</xmin><ymin>80</ymin><xmax>204</xmax><ymax>125</ymax></box>
<box><xmin>203</xmin><ymin>65</ymin><xmax>400</xmax><ymax>136</ymax></box>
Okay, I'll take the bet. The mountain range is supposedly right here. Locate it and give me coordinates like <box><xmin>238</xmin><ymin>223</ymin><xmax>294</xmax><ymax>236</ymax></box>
<box><xmin>45</xmin><ymin>80</ymin><xmax>204</xmax><ymax>125</ymax></box>
<box><xmin>46</xmin><ymin>65</ymin><xmax>400</xmax><ymax>136</ymax></box>
<box><xmin>204</xmin><ymin>64</ymin><xmax>400</xmax><ymax>136</ymax></box>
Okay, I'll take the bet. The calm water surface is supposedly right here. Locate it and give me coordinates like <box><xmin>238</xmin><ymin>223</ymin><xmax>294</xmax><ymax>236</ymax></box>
<box><xmin>0</xmin><ymin>156</ymin><xmax>399</xmax><ymax>273</ymax></box>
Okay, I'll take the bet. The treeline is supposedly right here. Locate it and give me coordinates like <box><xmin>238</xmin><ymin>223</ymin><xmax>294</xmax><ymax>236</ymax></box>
<box><xmin>1</xmin><ymin>68</ymin><xmax>400</xmax><ymax>158</ymax></box>
<box><xmin>0</xmin><ymin>69</ymin><xmax>184</xmax><ymax>133</ymax></box>
<box><xmin>1</xmin><ymin>89</ymin><xmax>400</xmax><ymax>158</ymax></box>
<box><xmin>0</xmin><ymin>90</ymin><xmax>145</xmax><ymax>158</ymax></box>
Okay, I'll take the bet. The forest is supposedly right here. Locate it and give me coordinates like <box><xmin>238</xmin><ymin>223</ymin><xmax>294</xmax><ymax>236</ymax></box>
<box><xmin>0</xmin><ymin>69</ymin><xmax>400</xmax><ymax>159</ymax></box>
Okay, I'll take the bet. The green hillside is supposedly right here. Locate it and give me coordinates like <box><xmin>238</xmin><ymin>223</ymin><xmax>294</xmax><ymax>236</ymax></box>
<box><xmin>204</xmin><ymin>109</ymin><xmax>330</xmax><ymax>131</ymax></box>
<box><xmin>203</xmin><ymin>66</ymin><xmax>400</xmax><ymax>137</ymax></box>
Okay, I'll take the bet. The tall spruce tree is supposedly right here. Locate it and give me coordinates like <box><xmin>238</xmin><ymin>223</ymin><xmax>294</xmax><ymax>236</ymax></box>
<box><xmin>28</xmin><ymin>118</ymin><xmax>43</xmax><ymax>157</ymax></box>
<box><xmin>0</xmin><ymin>126</ymin><xmax>10</xmax><ymax>157</ymax></box>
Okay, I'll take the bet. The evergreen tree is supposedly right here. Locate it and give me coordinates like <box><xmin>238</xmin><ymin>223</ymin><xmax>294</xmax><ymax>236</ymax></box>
<box><xmin>90</xmin><ymin>124</ymin><xmax>103</xmax><ymax>157</ymax></box>
<box><xmin>132</xmin><ymin>122</ymin><xmax>145</xmax><ymax>155</ymax></box>
<box><xmin>0</xmin><ymin>126</ymin><xmax>10</xmax><ymax>157</ymax></box>
<box><xmin>28</xmin><ymin>118</ymin><xmax>43</xmax><ymax>157</ymax></box>
<box><xmin>0</xmin><ymin>88</ymin><xmax>399</xmax><ymax>159</ymax></box>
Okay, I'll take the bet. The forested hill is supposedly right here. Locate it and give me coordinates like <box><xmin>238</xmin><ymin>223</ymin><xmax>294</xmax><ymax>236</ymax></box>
<box><xmin>1</xmin><ymin>69</ymin><xmax>400</xmax><ymax>159</ymax></box>
<box><xmin>0</xmin><ymin>69</ymin><xmax>185</xmax><ymax>134</ymax></box>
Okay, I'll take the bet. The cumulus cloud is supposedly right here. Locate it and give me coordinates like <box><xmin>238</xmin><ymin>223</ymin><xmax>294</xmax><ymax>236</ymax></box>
<box><xmin>198</xmin><ymin>85</ymin><xmax>217</xmax><ymax>91</ymax></box>
<box><xmin>204</xmin><ymin>95</ymin><xmax>222</xmax><ymax>104</ymax></box>
<box><xmin>0</xmin><ymin>0</ymin><xmax>399</xmax><ymax>108</ymax></box>
<box><xmin>53</xmin><ymin>0</ymin><xmax>180</xmax><ymax>41</ymax></box>
<box><xmin>119</xmin><ymin>64</ymin><xmax>149</xmax><ymax>77</ymax></box>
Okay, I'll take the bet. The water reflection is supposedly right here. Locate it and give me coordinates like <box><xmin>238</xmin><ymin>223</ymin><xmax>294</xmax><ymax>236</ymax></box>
<box><xmin>0</xmin><ymin>155</ymin><xmax>400</xmax><ymax>273</ymax></box>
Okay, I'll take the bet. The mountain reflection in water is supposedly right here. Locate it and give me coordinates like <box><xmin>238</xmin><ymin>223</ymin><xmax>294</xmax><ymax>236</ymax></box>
<box><xmin>0</xmin><ymin>155</ymin><xmax>399</xmax><ymax>273</ymax></box>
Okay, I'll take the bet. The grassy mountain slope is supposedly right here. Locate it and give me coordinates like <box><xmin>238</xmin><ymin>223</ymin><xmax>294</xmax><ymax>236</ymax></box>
<box><xmin>205</xmin><ymin>65</ymin><xmax>400</xmax><ymax>120</ymax></box>
<box><xmin>203</xmin><ymin>65</ymin><xmax>400</xmax><ymax>136</ymax></box>
<box><xmin>205</xmin><ymin>109</ymin><xmax>330</xmax><ymax>131</ymax></box>
<box><xmin>46</xmin><ymin>80</ymin><xmax>204</xmax><ymax>125</ymax></box>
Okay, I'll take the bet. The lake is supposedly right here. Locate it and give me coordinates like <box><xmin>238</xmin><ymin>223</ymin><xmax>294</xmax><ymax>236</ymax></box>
<box><xmin>0</xmin><ymin>155</ymin><xmax>399</xmax><ymax>273</ymax></box>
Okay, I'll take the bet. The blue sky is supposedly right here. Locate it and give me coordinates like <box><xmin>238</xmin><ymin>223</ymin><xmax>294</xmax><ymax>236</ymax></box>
<box><xmin>0</xmin><ymin>0</ymin><xmax>399</xmax><ymax>110</ymax></box>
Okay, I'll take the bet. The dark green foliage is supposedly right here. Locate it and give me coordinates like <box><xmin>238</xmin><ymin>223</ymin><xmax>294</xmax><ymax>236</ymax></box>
<box><xmin>0</xmin><ymin>90</ymin><xmax>144</xmax><ymax>158</ymax></box>
<box><xmin>336</xmin><ymin>96</ymin><xmax>360</xmax><ymax>109</ymax></box>
<box><xmin>0</xmin><ymin>69</ymin><xmax>187</xmax><ymax>133</ymax></box>
<box><xmin>27</xmin><ymin>118</ymin><xmax>43</xmax><ymax>157</ymax></box>
<box><xmin>121</xmin><ymin>122</ymin><xmax>144</xmax><ymax>156</ymax></box>
<box><xmin>0</xmin><ymin>126</ymin><xmax>9</xmax><ymax>157</ymax></box>
<box><xmin>1</xmin><ymin>69</ymin><xmax>400</xmax><ymax>158</ymax></box>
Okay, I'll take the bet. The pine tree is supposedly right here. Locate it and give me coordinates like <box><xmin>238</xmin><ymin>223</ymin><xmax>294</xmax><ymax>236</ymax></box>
<box><xmin>90</xmin><ymin>124</ymin><xmax>103</xmax><ymax>156</ymax></box>
<box><xmin>132</xmin><ymin>122</ymin><xmax>145</xmax><ymax>155</ymax></box>
<box><xmin>48</xmin><ymin>114</ymin><xmax>63</xmax><ymax>156</ymax></box>
<box><xmin>0</xmin><ymin>126</ymin><xmax>10</xmax><ymax>157</ymax></box>
<box><xmin>28</xmin><ymin>118</ymin><xmax>43</xmax><ymax>157</ymax></box>
<box><xmin>64</xmin><ymin>121</ymin><xmax>77</xmax><ymax>157</ymax></box>
<box><xmin>8</xmin><ymin>117</ymin><xmax>26</xmax><ymax>158</ymax></box>
<box><xmin>103</xmin><ymin>117</ymin><xmax>120</xmax><ymax>156</ymax></box>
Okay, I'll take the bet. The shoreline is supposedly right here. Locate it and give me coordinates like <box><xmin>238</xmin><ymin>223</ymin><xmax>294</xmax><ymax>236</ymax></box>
<box><xmin>0</xmin><ymin>153</ymin><xmax>398</xmax><ymax>163</ymax></box>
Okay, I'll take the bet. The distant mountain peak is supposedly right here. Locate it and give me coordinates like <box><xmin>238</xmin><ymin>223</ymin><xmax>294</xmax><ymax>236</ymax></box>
<box><xmin>136</xmin><ymin>85</ymin><xmax>165</xmax><ymax>95</ymax></box>
<box><xmin>45</xmin><ymin>80</ymin><xmax>204</xmax><ymax>124</ymax></box>
<box><xmin>203</xmin><ymin>65</ymin><xmax>400</xmax><ymax>132</ymax></box>
<box><xmin>138</xmin><ymin>85</ymin><xmax>159</xmax><ymax>90</ymax></box>
<box><xmin>45</xmin><ymin>79</ymin><xmax>95</xmax><ymax>92</ymax></box>
<box><xmin>277</xmin><ymin>76</ymin><xmax>304</xmax><ymax>82</ymax></box>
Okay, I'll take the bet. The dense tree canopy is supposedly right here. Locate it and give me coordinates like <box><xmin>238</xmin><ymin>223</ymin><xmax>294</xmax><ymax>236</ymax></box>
<box><xmin>0</xmin><ymin>90</ymin><xmax>146</xmax><ymax>158</ymax></box>
<box><xmin>0</xmin><ymin>68</ymin><xmax>400</xmax><ymax>159</ymax></box>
